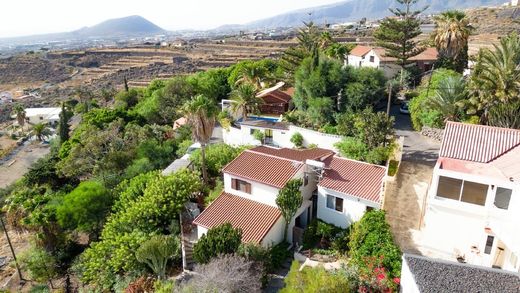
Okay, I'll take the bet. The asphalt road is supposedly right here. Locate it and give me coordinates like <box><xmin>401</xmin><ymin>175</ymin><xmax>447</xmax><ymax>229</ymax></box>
<box><xmin>390</xmin><ymin>105</ymin><xmax>440</xmax><ymax>164</ymax></box>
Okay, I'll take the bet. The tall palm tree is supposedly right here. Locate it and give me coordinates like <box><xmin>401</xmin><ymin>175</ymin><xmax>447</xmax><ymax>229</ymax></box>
<box><xmin>318</xmin><ymin>31</ymin><xmax>334</xmax><ymax>49</ymax></box>
<box><xmin>180</xmin><ymin>95</ymin><xmax>218</xmax><ymax>184</ymax></box>
<box><xmin>468</xmin><ymin>33</ymin><xmax>520</xmax><ymax>121</ymax></box>
<box><xmin>432</xmin><ymin>10</ymin><xmax>471</xmax><ymax>60</ymax></box>
<box><xmin>32</xmin><ymin>123</ymin><xmax>51</xmax><ymax>142</ymax></box>
<box><xmin>428</xmin><ymin>76</ymin><xmax>467</xmax><ymax>122</ymax></box>
<box><xmin>12</xmin><ymin>104</ymin><xmax>26</xmax><ymax>134</ymax></box>
<box><xmin>230</xmin><ymin>83</ymin><xmax>264</xmax><ymax>122</ymax></box>
<box><xmin>235</xmin><ymin>64</ymin><xmax>267</xmax><ymax>90</ymax></box>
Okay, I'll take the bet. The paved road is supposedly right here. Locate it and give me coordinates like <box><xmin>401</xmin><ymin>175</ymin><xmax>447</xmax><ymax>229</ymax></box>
<box><xmin>390</xmin><ymin>105</ymin><xmax>440</xmax><ymax>164</ymax></box>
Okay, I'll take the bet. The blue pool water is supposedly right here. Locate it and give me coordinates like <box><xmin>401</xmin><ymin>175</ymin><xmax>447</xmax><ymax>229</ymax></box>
<box><xmin>238</xmin><ymin>116</ymin><xmax>280</xmax><ymax>122</ymax></box>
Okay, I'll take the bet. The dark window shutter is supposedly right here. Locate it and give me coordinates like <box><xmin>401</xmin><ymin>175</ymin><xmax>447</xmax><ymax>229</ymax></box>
<box><xmin>245</xmin><ymin>183</ymin><xmax>252</xmax><ymax>194</ymax></box>
<box><xmin>231</xmin><ymin>178</ymin><xmax>237</xmax><ymax>190</ymax></box>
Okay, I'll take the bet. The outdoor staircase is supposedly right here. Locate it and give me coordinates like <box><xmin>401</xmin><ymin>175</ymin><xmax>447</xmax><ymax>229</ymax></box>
<box><xmin>182</xmin><ymin>238</ymin><xmax>196</xmax><ymax>271</ymax></box>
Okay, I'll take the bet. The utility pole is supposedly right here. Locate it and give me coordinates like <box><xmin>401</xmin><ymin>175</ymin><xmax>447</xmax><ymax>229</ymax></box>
<box><xmin>387</xmin><ymin>83</ymin><xmax>393</xmax><ymax>116</ymax></box>
<box><xmin>0</xmin><ymin>216</ymin><xmax>23</xmax><ymax>283</ymax></box>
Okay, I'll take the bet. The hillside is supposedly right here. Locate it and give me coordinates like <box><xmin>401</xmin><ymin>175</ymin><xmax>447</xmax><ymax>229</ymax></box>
<box><xmin>73</xmin><ymin>15</ymin><xmax>165</xmax><ymax>37</ymax></box>
<box><xmin>238</xmin><ymin>0</ymin><xmax>507</xmax><ymax>29</ymax></box>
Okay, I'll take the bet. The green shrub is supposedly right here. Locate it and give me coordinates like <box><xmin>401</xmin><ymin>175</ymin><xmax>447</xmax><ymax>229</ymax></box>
<box><xmin>19</xmin><ymin>246</ymin><xmax>58</xmax><ymax>284</ymax></box>
<box><xmin>191</xmin><ymin>143</ymin><xmax>246</xmax><ymax>178</ymax></box>
<box><xmin>290</xmin><ymin>132</ymin><xmax>304</xmax><ymax>148</ymax></box>
<box><xmin>176</xmin><ymin>139</ymin><xmax>193</xmax><ymax>158</ymax></box>
<box><xmin>205</xmin><ymin>179</ymin><xmax>223</xmax><ymax>206</ymax></box>
<box><xmin>331</xmin><ymin>228</ymin><xmax>351</xmax><ymax>255</ymax></box>
<box><xmin>29</xmin><ymin>285</ymin><xmax>50</xmax><ymax>293</ymax></box>
<box><xmin>335</xmin><ymin>137</ymin><xmax>368</xmax><ymax>161</ymax></box>
<box><xmin>463</xmin><ymin>115</ymin><xmax>481</xmax><ymax>125</ymax></box>
<box><xmin>268</xmin><ymin>242</ymin><xmax>291</xmax><ymax>271</ymax></box>
<box><xmin>252</xmin><ymin>130</ymin><xmax>265</xmax><ymax>143</ymax></box>
<box><xmin>193</xmin><ymin>223</ymin><xmax>242</xmax><ymax>264</ymax></box>
<box><xmin>281</xmin><ymin>261</ymin><xmax>351</xmax><ymax>292</ymax></box>
<box><xmin>388</xmin><ymin>160</ymin><xmax>399</xmax><ymax>177</ymax></box>
<box><xmin>349</xmin><ymin>210</ymin><xmax>402</xmax><ymax>278</ymax></box>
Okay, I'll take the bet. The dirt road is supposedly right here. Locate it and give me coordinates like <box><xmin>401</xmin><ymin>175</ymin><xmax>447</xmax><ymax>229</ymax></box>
<box><xmin>0</xmin><ymin>143</ymin><xmax>50</xmax><ymax>188</ymax></box>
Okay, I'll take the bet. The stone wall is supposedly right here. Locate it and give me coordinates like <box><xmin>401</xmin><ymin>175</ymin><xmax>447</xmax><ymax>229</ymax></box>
<box><xmin>421</xmin><ymin>126</ymin><xmax>444</xmax><ymax>142</ymax></box>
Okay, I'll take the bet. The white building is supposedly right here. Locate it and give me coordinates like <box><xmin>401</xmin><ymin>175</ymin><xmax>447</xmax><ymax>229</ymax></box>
<box><xmin>222</xmin><ymin>120</ymin><xmax>343</xmax><ymax>152</ymax></box>
<box><xmin>347</xmin><ymin>45</ymin><xmax>438</xmax><ymax>79</ymax></box>
<box><xmin>12</xmin><ymin>107</ymin><xmax>61</xmax><ymax>127</ymax></box>
<box><xmin>422</xmin><ymin>122</ymin><xmax>520</xmax><ymax>272</ymax></box>
<box><xmin>193</xmin><ymin>146</ymin><xmax>386</xmax><ymax>247</ymax></box>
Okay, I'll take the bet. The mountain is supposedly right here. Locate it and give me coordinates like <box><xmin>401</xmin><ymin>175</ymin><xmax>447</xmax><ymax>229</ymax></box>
<box><xmin>73</xmin><ymin>15</ymin><xmax>165</xmax><ymax>37</ymax></box>
<box><xmin>231</xmin><ymin>0</ymin><xmax>507</xmax><ymax>29</ymax></box>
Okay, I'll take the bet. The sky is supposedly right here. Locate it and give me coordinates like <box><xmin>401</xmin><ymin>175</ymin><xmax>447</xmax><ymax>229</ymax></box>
<box><xmin>0</xmin><ymin>0</ymin><xmax>342</xmax><ymax>38</ymax></box>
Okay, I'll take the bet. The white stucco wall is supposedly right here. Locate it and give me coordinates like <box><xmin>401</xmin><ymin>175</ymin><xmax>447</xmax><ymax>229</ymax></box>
<box><xmin>400</xmin><ymin>256</ymin><xmax>421</xmax><ymax>293</ymax></box>
<box><xmin>223</xmin><ymin>173</ymin><xmax>281</xmax><ymax>207</ymax></box>
<box><xmin>197</xmin><ymin>226</ymin><xmax>208</xmax><ymax>239</ymax></box>
<box><xmin>316</xmin><ymin>186</ymin><xmax>380</xmax><ymax>229</ymax></box>
<box><xmin>347</xmin><ymin>55</ymin><xmax>364</xmax><ymax>67</ymax></box>
<box><xmin>261</xmin><ymin>216</ymin><xmax>285</xmax><ymax>247</ymax></box>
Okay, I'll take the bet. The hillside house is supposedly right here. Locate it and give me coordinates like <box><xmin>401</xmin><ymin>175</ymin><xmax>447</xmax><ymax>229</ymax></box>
<box><xmin>193</xmin><ymin>146</ymin><xmax>386</xmax><ymax>247</ymax></box>
<box><xmin>11</xmin><ymin>107</ymin><xmax>61</xmax><ymax>127</ymax></box>
<box><xmin>256</xmin><ymin>82</ymin><xmax>293</xmax><ymax>115</ymax></box>
<box><xmin>347</xmin><ymin>45</ymin><xmax>438</xmax><ymax>78</ymax></box>
<box><xmin>422</xmin><ymin>122</ymin><xmax>520</xmax><ymax>272</ymax></box>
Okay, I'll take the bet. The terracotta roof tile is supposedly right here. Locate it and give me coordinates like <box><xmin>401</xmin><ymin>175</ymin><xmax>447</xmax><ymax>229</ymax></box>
<box><xmin>318</xmin><ymin>157</ymin><xmax>386</xmax><ymax>203</ymax></box>
<box><xmin>251</xmin><ymin>146</ymin><xmax>334</xmax><ymax>162</ymax></box>
<box><xmin>193</xmin><ymin>192</ymin><xmax>282</xmax><ymax>243</ymax></box>
<box><xmin>350</xmin><ymin>45</ymin><xmax>372</xmax><ymax>57</ymax></box>
<box><xmin>440</xmin><ymin>122</ymin><xmax>520</xmax><ymax>163</ymax></box>
<box><xmin>223</xmin><ymin>150</ymin><xmax>303</xmax><ymax>188</ymax></box>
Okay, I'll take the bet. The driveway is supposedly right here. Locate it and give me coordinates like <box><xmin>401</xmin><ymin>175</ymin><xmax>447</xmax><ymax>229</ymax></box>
<box><xmin>384</xmin><ymin>105</ymin><xmax>441</xmax><ymax>253</ymax></box>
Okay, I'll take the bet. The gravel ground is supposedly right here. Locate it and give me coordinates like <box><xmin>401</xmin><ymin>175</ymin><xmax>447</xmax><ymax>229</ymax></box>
<box><xmin>0</xmin><ymin>143</ymin><xmax>50</xmax><ymax>188</ymax></box>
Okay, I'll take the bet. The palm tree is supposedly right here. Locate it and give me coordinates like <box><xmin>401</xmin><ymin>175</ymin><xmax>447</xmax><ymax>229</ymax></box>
<box><xmin>432</xmin><ymin>10</ymin><xmax>472</xmax><ymax>60</ymax></box>
<box><xmin>235</xmin><ymin>64</ymin><xmax>267</xmax><ymax>90</ymax></box>
<box><xmin>318</xmin><ymin>31</ymin><xmax>334</xmax><ymax>49</ymax></box>
<box><xmin>427</xmin><ymin>76</ymin><xmax>467</xmax><ymax>122</ymax></box>
<box><xmin>468</xmin><ymin>33</ymin><xmax>520</xmax><ymax>121</ymax></box>
<box><xmin>180</xmin><ymin>95</ymin><xmax>218</xmax><ymax>184</ymax></box>
<box><xmin>32</xmin><ymin>123</ymin><xmax>51</xmax><ymax>142</ymax></box>
<box><xmin>12</xmin><ymin>104</ymin><xmax>26</xmax><ymax>134</ymax></box>
<box><xmin>230</xmin><ymin>83</ymin><xmax>264</xmax><ymax>122</ymax></box>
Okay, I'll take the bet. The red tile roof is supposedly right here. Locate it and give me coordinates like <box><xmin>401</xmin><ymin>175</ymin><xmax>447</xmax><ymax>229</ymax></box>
<box><xmin>193</xmin><ymin>192</ymin><xmax>281</xmax><ymax>243</ymax></box>
<box><xmin>251</xmin><ymin>146</ymin><xmax>334</xmax><ymax>162</ymax></box>
<box><xmin>223</xmin><ymin>150</ymin><xmax>303</xmax><ymax>188</ymax></box>
<box><xmin>350</xmin><ymin>45</ymin><xmax>372</xmax><ymax>57</ymax></box>
<box><xmin>318</xmin><ymin>157</ymin><xmax>386</xmax><ymax>203</ymax></box>
<box><xmin>440</xmin><ymin>122</ymin><xmax>520</xmax><ymax>163</ymax></box>
<box><xmin>410</xmin><ymin>47</ymin><xmax>438</xmax><ymax>61</ymax></box>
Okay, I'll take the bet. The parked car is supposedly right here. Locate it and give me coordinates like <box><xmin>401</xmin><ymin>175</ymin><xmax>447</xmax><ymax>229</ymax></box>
<box><xmin>181</xmin><ymin>142</ymin><xmax>201</xmax><ymax>160</ymax></box>
<box><xmin>400</xmin><ymin>102</ymin><xmax>410</xmax><ymax>114</ymax></box>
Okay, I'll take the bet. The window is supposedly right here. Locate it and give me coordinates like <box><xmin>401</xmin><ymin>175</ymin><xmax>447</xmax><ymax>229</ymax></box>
<box><xmin>326</xmin><ymin>195</ymin><xmax>343</xmax><ymax>212</ymax></box>
<box><xmin>250</xmin><ymin>129</ymin><xmax>255</xmax><ymax>135</ymax></box>
<box><xmin>494</xmin><ymin>187</ymin><xmax>512</xmax><ymax>210</ymax></box>
<box><xmin>304</xmin><ymin>173</ymin><xmax>309</xmax><ymax>186</ymax></box>
<box><xmin>484</xmin><ymin>236</ymin><xmax>494</xmax><ymax>254</ymax></box>
<box><xmin>510</xmin><ymin>253</ymin><xmax>518</xmax><ymax>268</ymax></box>
<box><xmin>231</xmin><ymin>178</ymin><xmax>251</xmax><ymax>194</ymax></box>
<box><xmin>436</xmin><ymin>176</ymin><xmax>488</xmax><ymax>206</ymax></box>
<box><xmin>460</xmin><ymin>181</ymin><xmax>488</xmax><ymax>206</ymax></box>
<box><xmin>366</xmin><ymin>206</ymin><xmax>374</xmax><ymax>212</ymax></box>
<box><xmin>39</xmin><ymin>116</ymin><xmax>44</xmax><ymax>120</ymax></box>
<box><xmin>369</xmin><ymin>56</ymin><xmax>375</xmax><ymax>62</ymax></box>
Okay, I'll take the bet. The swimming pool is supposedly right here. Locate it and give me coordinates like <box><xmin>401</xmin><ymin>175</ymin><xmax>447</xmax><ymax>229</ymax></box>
<box><xmin>238</xmin><ymin>116</ymin><xmax>281</xmax><ymax>122</ymax></box>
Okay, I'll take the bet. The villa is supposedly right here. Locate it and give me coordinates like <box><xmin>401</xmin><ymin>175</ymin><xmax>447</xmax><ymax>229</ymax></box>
<box><xmin>421</xmin><ymin>122</ymin><xmax>520</xmax><ymax>272</ymax></box>
<box><xmin>347</xmin><ymin>45</ymin><xmax>438</xmax><ymax>78</ymax></box>
<box><xmin>193</xmin><ymin>146</ymin><xmax>387</xmax><ymax>247</ymax></box>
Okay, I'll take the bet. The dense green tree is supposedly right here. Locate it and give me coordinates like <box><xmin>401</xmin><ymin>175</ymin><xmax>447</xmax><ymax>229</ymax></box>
<box><xmin>276</xmin><ymin>179</ymin><xmax>303</xmax><ymax>242</ymax></box>
<box><xmin>115</xmin><ymin>88</ymin><xmax>140</xmax><ymax>109</ymax></box>
<box><xmin>343</xmin><ymin>67</ymin><xmax>387</xmax><ymax>111</ymax></box>
<box><xmin>180</xmin><ymin>95</ymin><xmax>218</xmax><ymax>184</ymax></box>
<box><xmin>135</xmin><ymin>235</ymin><xmax>181</xmax><ymax>279</ymax></box>
<box><xmin>294</xmin><ymin>57</ymin><xmax>347</xmax><ymax>111</ymax></box>
<box><xmin>373</xmin><ymin>0</ymin><xmax>427</xmax><ymax>84</ymax></box>
<box><xmin>193</xmin><ymin>223</ymin><xmax>242</xmax><ymax>264</ymax></box>
<box><xmin>467</xmin><ymin>33</ymin><xmax>520</xmax><ymax>122</ymax></box>
<box><xmin>56</xmin><ymin>181</ymin><xmax>112</xmax><ymax>239</ymax></box>
<box><xmin>58</xmin><ymin>103</ymin><xmax>73</xmax><ymax>143</ymax></box>
<box><xmin>290</xmin><ymin>132</ymin><xmax>304</xmax><ymax>148</ymax></box>
<box><xmin>230</xmin><ymin>83</ymin><xmax>264</xmax><ymax>121</ymax></box>
<box><xmin>280</xmin><ymin>22</ymin><xmax>321</xmax><ymax>82</ymax></box>
<box><xmin>189</xmin><ymin>68</ymin><xmax>231</xmax><ymax>101</ymax></box>
<box><xmin>190</xmin><ymin>143</ymin><xmax>246</xmax><ymax>178</ymax></box>
<box><xmin>432</xmin><ymin>10</ymin><xmax>472</xmax><ymax>73</ymax></box>
<box><xmin>20</xmin><ymin>246</ymin><xmax>58</xmax><ymax>287</ymax></box>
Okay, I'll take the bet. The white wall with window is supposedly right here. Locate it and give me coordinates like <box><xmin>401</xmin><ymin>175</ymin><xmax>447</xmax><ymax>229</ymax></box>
<box><xmin>316</xmin><ymin>186</ymin><xmax>380</xmax><ymax>229</ymax></box>
<box><xmin>223</xmin><ymin>173</ymin><xmax>281</xmax><ymax>207</ymax></box>
<box><xmin>422</xmin><ymin>166</ymin><xmax>520</xmax><ymax>272</ymax></box>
